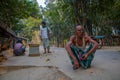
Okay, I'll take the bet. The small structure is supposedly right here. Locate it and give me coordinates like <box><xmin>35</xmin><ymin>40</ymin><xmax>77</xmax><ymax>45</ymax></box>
<box><xmin>28</xmin><ymin>44</ymin><xmax>40</xmax><ymax>56</ymax></box>
<box><xmin>0</xmin><ymin>22</ymin><xmax>27</xmax><ymax>62</ymax></box>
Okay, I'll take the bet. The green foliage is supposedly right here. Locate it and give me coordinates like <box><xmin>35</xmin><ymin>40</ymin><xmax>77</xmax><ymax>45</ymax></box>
<box><xmin>0</xmin><ymin>0</ymin><xmax>38</xmax><ymax>26</ymax></box>
<box><xmin>0</xmin><ymin>0</ymin><xmax>42</xmax><ymax>40</ymax></box>
<box><xmin>40</xmin><ymin>0</ymin><xmax>120</xmax><ymax>46</ymax></box>
<box><xmin>18</xmin><ymin>17</ymin><xmax>41</xmax><ymax>41</ymax></box>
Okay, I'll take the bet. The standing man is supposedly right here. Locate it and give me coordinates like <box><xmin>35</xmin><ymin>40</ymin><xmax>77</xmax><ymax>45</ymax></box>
<box><xmin>40</xmin><ymin>21</ymin><xmax>51</xmax><ymax>54</ymax></box>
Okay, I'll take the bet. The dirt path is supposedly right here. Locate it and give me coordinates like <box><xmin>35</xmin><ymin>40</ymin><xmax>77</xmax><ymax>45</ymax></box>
<box><xmin>0</xmin><ymin>46</ymin><xmax>120</xmax><ymax>80</ymax></box>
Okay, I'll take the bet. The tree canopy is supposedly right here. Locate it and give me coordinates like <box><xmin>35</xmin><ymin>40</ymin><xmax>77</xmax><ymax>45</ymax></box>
<box><xmin>40</xmin><ymin>0</ymin><xmax>120</xmax><ymax>46</ymax></box>
<box><xmin>0</xmin><ymin>0</ymin><xmax>41</xmax><ymax>40</ymax></box>
<box><xmin>1</xmin><ymin>0</ymin><xmax>120</xmax><ymax>46</ymax></box>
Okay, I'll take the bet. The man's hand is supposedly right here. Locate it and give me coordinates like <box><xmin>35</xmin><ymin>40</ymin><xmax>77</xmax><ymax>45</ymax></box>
<box><xmin>73</xmin><ymin>59</ymin><xmax>79</xmax><ymax>68</ymax></box>
<box><xmin>40</xmin><ymin>36</ymin><xmax>42</xmax><ymax>41</ymax></box>
<box><xmin>82</xmin><ymin>54</ymin><xmax>89</xmax><ymax>60</ymax></box>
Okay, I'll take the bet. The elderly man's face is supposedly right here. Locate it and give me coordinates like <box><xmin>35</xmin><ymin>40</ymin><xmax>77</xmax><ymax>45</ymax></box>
<box><xmin>76</xmin><ymin>25</ymin><xmax>84</xmax><ymax>37</ymax></box>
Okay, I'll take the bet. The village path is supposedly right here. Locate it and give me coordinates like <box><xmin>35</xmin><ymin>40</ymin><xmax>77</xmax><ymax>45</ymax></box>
<box><xmin>0</xmin><ymin>46</ymin><xmax>120</xmax><ymax>80</ymax></box>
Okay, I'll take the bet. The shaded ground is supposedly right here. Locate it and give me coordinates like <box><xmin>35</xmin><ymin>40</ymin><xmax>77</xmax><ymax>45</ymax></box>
<box><xmin>0</xmin><ymin>66</ymin><xmax>71</xmax><ymax>80</ymax></box>
<box><xmin>0</xmin><ymin>46</ymin><xmax>120</xmax><ymax>80</ymax></box>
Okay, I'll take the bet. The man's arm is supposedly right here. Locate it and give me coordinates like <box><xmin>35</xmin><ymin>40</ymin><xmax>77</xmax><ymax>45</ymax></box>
<box><xmin>47</xmin><ymin>27</ymin><xmax>52</xmax><ymax>40</ymax></box>
<box><xmin>40</xmin><ymin>34</ymin><xmax>42</xmax><ymax>41</ymax></box>
<box><xmin>82</xmin><ymin>36</ymin><xmax>98</xmax><ymax>60</ymax></box>
<box><xmin>87</xmin><ymin>36</ymin><xmax>98</xmax><ymax>55</ymax></box>
<box><xmin>48</xmin><ymin>27</ymin><xmax>52</xmax><ymax>34</ymax></box>
<box><xmin>65</xmin><ymin>36</ymin><xmax>79</xmax><ymax>68</ymax></box>
<box><xmin>40</xmin><ymin>26</ymin><xmax>42</xmax><ymax>41</ymax></box>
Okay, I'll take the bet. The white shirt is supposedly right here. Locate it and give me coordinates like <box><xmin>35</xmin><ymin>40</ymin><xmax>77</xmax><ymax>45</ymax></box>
<box><xmin>40</xmin><ymin>26</ymin><xmax>48</xmax><ymax>39</ymax></box>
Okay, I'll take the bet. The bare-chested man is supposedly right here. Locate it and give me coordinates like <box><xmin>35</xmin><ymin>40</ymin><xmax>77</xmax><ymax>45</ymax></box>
<box><xmin>65</xmin><ymin>25</ymin><xmax>98</xmax><ymax>69</ymax></box>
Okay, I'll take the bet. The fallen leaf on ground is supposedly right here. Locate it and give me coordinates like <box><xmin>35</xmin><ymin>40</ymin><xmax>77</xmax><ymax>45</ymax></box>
<box><xmin>46</xmin><ymin>58</ymin><xmax>50</xmax><ymax>62</ymax></box>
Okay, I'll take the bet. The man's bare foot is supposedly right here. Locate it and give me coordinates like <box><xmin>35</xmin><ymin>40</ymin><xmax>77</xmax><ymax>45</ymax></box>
<box><xmin>73</xmin><ymin>64</ymin><xmax>81</xmax><ymax>70</ymax></box>
<box><xmin>43</xmin><ymin>52</ymin><xmax>46</xmax><ymax>54</ymax></box>
<box><xmin>48</xmin><ymin>51</ymin><xmax>52</xmax><ymax>53</ymax></box>
<box><xmin>73</xmin><ymin>66</ymin><xmax>79</xmax><ymax>70</ymax></box>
